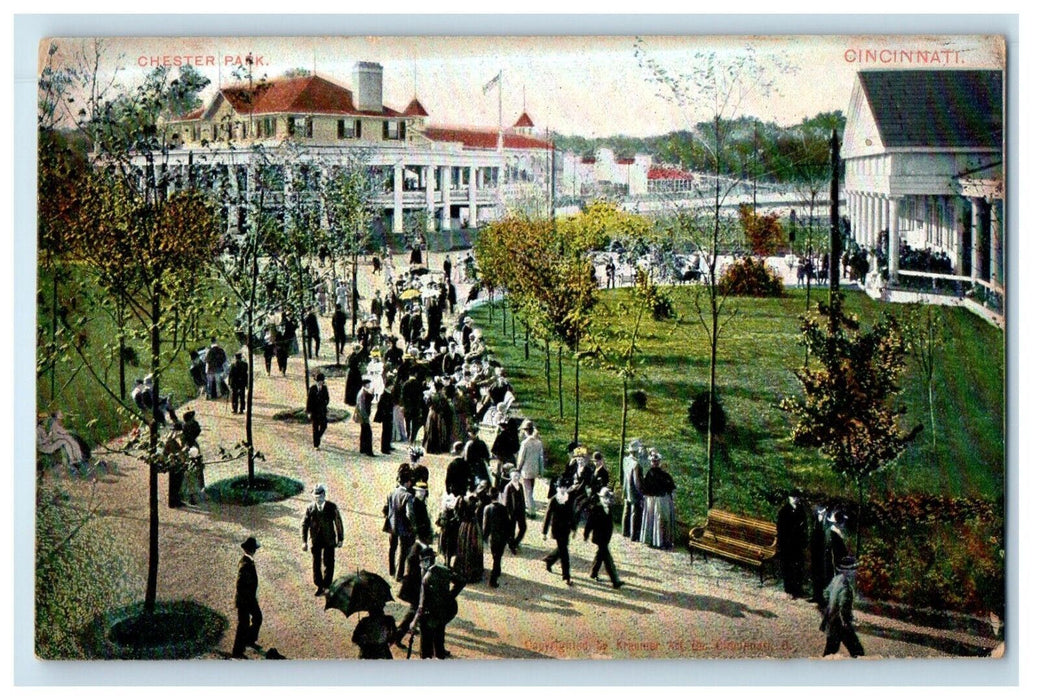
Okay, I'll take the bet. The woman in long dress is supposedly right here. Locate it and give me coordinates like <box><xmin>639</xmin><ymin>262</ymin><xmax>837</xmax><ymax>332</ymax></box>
<box><xmin>423</xmin><ymin>386</ymin><xmax>453</xmax><ymax>454</ymax></box>
<box><xmin>437</xmin><ymin>493</ymin><xmax>461</xmax><ymax>566</ymax></box>
<box><xmin>640</xmin><ymin>451</ymin><xmax>676</xmax><ymax>550</ymax></box>
<box><xmin>344</xmin><ymin>344</ymin><xmax>366</xmax><ymax>406</ymax></box>
<box><xmin>453</xmin><ymin>492</ymin><xmax>485</xmax><ymax>583</ymax></box>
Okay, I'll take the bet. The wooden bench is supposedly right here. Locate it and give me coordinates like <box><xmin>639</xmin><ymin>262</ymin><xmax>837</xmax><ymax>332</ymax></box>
<box><xmin>688</xmin><ymin>509</ymin><xmax>778</xmax><ymax>583</ymax></box>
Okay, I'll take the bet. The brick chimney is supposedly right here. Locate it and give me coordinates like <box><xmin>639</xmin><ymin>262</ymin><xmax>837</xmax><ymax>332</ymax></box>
<box><xmin>353</xmin><ymin>62</ymin><xmax>383</xmax><ymax>113</ymax></box>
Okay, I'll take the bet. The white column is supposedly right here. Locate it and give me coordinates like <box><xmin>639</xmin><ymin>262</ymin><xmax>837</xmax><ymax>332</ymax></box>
<box><xmin>990</xmin><ymin>199</ymin><xmax>1003</xmax><ymax>287</ymax></box>
<box><xmin>970</xmin><ymin>197</ymin><xmax>983</xmax><ymax>282</ymax></box>
<box><xmin>440</xmin><ymin>165</ymin><xmax>452</xmax><ymax>231</ymax></box>
<box><xmin>888</xmin><ymin>195</ymin><xmax>901</xmax><ymax>280</ymax></box>
<box><xmin>869</xmin><ymin>195</ymin><xmax>881</xmax><ymax>273</ymax></box>
<box><xmin>424</xmin><ymin>166</ymin><xmax>436</xmax><ymax>233</ymax></box>
<box><xmin>392</xmin><ymin>163</ymin><xmax>404</xmax><ymax>235</ymax></box>
<box><xmin>468</xmin><ymin>165</ymin><xmax>478</xmax><ymax>228</ymax></box>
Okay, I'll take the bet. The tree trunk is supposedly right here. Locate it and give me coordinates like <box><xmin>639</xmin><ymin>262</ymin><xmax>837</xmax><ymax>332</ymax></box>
<box><xmin>545</xmin><ymin>337</ymin><xmax>551</xmax><ymax>397</ymax></box>
<box><xmin>524</xmin><ymin>324</ymin><xmax>530</xmax><ymax>361</ymax></box>
<box><xmin>296</xmin><ymin>258</ymin><xmax>311</xmax><ymax>393</ymax></box>
<box><xmin>145</xmin><ymin>284</ymin><xmax>161</xmax><ymax>614</ymax></box>
<box><xmin>856</xmin><ymin>478</ymin><xmax>865</xmax><ymax>554</ymax></box>
<box><xmin>557</xmin><ymin>345</ymin><xmax>563</xmax><ymax>420</ymax></box>
<box><xmin>502</xmin><ymin>297</ymin><xmax>508</xmax><ymax>337</ymax></box>
<box><xmin>50</xmin><ymin>271</ymin><xmax>58</xmax><ymax>402</ymax></box>
<box><xmin>246</xmin><ymin>257</ymin><xmax>259</xmax><ymax>485</ymax></box>
<box><xmin>618</xmin><ymin>375</ymin><xmax>629</xmax><ymax>476</ymax></box>
<box><xmin>573</xmin><ymin>337</ymin><xmax>580</xmax><ymax>446</ymax></box>
<box><xmin>511</xmin><ymin>308</ymin><xmax>516</xmax><ymax>345</ymax></box>
<box><xmin>928</xmin><ymin>378</ymin><xmax>938</xmax><ymax>462</ymax></box>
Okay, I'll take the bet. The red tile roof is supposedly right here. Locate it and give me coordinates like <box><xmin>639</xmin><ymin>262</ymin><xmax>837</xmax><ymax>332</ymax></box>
<box><xmin>580</xmin><ymin>156</ymin><xmax>596</xmax><ymax>164</ymax></box>
<box><xmin>402</xmin><ymin>98</ymin><xmax>429</xmax><ymax>117</ymax></box>
<box><xmin>616</xmin><ymin>157</ymin><xmax>635</xmax><ymax>165</ymax></box>
<box><xmin>423</xmin><ymin>126</ymin><xmax>552</xmax><ymax>151</ymax></box>
<box><xmin>513</xmin><ymin>111</ymin><xmax>535</xmax><ymax>128</ymax></box>
<box><xmin>173</xmin><ymin>75</ymin><xmax>400</xmax><ymax>121</ymax></box>
<box><xmin>648</xmin><ymin>166</ymin><xmax>694</xmax><ymax>180</ymax></box>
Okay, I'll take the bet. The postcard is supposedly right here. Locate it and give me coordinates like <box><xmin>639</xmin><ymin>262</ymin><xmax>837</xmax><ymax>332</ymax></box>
<box><xmin>33</xmin><ymin>33</ymin><xmax>1006</xmax><ymax>665</ymax></box>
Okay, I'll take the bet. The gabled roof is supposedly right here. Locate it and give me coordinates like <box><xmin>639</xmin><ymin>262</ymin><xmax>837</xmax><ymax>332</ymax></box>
<box><xmin>175</xmin><ymin>75</ymin><xmax>400</xmax><ymax>121</ymax></box>
<box><xmin>423</xmin><ymin>126</ymin><xmax>552</xmax><ymax>151</ymax></box>
<box><xmin>648</xmin><ymin>166</ymin><xmax>693</xmax><ymax>180</ymax></box>
<box><xmin>858</xmin><ymin>70</ymin><xmax>1003</xmax><ymax>149</ymax></box>
<box><xmin>402</xmin><ymin>98</ymin><xmax>429</xmax><ymax>117</ymax></box>
<box><xmin>513</xmin><ymin>111</ymin><xmax>534</xmax><ymax>128</ymax></box>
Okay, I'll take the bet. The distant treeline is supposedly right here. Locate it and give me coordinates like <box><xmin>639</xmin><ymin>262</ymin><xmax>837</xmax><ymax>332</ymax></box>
<box><xmin>553</xmin><ymin>111</ymin><xmax>846</xmax><ymax>185</ymax></box>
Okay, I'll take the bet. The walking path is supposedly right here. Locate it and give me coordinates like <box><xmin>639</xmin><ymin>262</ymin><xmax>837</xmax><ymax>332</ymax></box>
<box><xmin>49</xmin><ymin>250</ymin><xmax>998</xmax><ymax>660</ymax></box>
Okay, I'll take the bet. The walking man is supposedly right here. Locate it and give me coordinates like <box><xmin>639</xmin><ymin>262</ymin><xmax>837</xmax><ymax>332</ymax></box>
<box><xmin>776</xmin><ymin>491</ymin><xmax>808</xmax><ymax>598</ymax></box>
<box><xmin>205</xmin><ymin>337</ymin><xmax>227</xmax><ymax>400</ymax></box>
<box><xmin>516</xmin><ymin>421</ymin><xmax>544</xmax><ymax>517</ymax></box>
<box><xmin>820</xmin><ymin>556</ymin><xmax>865</xmax><ymax>657</ymax></box>
<box><xmin>332</xmin><ymin>304</ymin><xmax>348</xmax><ymax>365</ymax></box>
<box><xmin>301</xmin><ymin>484</ymin><xmax>344</xmax><ymax>596</ymax></box>
<box><xmin>386</xmin><ymin>465</ymin><xmax>416</xmax><ymax>581</ymax></box>
<box><xmin>357</xmin><ymin>378</ymin><xmax>375</xmax><ymax>456</ymax></box>
<box><xmin>306</xmin><ymin>372</ymin><xmax>330</xmax><ymax>450</ymax></box>
<box><xmin>410</xmin><ymin>547</ymin><xmax>466</xmax><ymax>659</ymax></box>
<box><xmin>482</xmin><ymin>486</ymin><xmax>510</xmax><ymax>588</ymax></box>
<box><xmin>542</xmin><ymin>483</ymin><xmax>575</xmax><ymax>586</ymax></box>
<box><xmin>584</xmin><ymin>488</ymin><xmax>623</xmax><ymax>589</ymax></box>
<box><xmin>228</xmin><ymin>352</ymin><xmax>248</xmax><ymax>415</ymax></box>
<box><xmin>231</xmin><ymin>536</ymin><xmax>263</xmax><ymax>658</ymax></box>
<box><xmin>502</xmin><ymin>467</ymin><xmax>527</xmax><ymax>553</ymax></box>
<box><xmin>375</xmin><ymin>382</ymin><xmax>396</xmax><ymax>455</ymax></box>
<box><xmin>304</xmin><ymin>307</ymin><xmax>321</xmax><ymax>359</ymax></box>
<box><xmin>622</xmin><ymin>439</ymin><xmax>645</xmax><ymax>541</ymax></box>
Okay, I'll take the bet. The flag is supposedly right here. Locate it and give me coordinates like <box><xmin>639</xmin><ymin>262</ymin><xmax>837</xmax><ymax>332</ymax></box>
<box><xmin>482</xmin><ymin>71</ymin><xmax>502</xmax><ymax>95</ymax></box>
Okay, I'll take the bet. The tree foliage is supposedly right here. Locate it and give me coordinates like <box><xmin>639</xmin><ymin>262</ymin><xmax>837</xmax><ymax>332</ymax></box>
<box><xmin>738</xmin><ymin>204</ymin><xmax>785</xmax><ymax>256</ymax></box>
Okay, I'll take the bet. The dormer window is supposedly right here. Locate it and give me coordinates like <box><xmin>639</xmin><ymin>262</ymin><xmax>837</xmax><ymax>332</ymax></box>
<box><xmin>382</xmin><ymin>120</ymin><xmax>405</xmax><ymax>140</ymax></box>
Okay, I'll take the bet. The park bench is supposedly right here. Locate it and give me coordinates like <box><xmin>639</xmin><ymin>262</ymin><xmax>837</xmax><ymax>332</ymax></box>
<box><xmin>688</xmin><ymin>508</ymin><xmax>778</xmax><ymax>583</ymax></box>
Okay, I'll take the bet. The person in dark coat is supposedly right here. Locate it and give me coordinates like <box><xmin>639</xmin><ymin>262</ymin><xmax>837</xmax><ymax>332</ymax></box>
<box><xmin>584</xmin><ymin>487</ymin><xmax>623</xmax><ymax>589</ymax></box>
<box><xmin>824</xmin><ymin>510</ymin><xmax>849</xmax><ymax>585</ymax></box>
<box><xmin>385</xmin><ymin>293</ymin><xmax>398</xmax><ymax>332</ymax></box>
<box><xmin>400</xmin><ymin>374</ymin><xmax>425</xmax><ymax>443</ymax></box>
<box><xmin>166</xmin><ymin>426</ymin><xmax>187</xmax><ymax>508</ymax></box>
<box><xmin>332</xmin><ymin>304</ymin><xmax>348</xmax><ymax>365</ymax></box>
<box><xmin>385</xmin><ymin>464</ymin><xmax>416</xmax><ymax>581</ymax></box>
<box><xmin>181</xmin><ymin>410</ymin><xmax>205</xmax><ymax>499</ymax></box>
<box><xmin>352</xmin><ymin>603</ymin><xmax>396</xmax><ymax>659</ymax></box>
<box><xmin>383</xmin><ymin>336</ymin><xmax>404</xmax><ymax>371</ymax></box>
<box><xmin>454</xmin><ymin>490</ymin><xmax>485</xmax><ymax>584</ymax></box>
<box><xmin>306</xmin><ymin>372</ymin><xmax>330</xmax><ymax>449</ymax></box>
<box><xmin>810</xmin><ymin>505</ymin><xmax>829</xmax><ymax>606</ymax></box>
<box><xmin>423</xmin><ymin>385</ymin><xmax>453</xmax><ymax>455</ymax></box>
<box><xmin>371</xmin><ymin>291</ymin><xmax>384</xmax><ymax>328</ymax></box>
<box><xmin>820</xmin><ymin>556</ymin><xmax>865</xmax><ymax>658</ymax></box>
<box><xmin>502</xmin><ymin>467</ymin><xmax>527</xmax><ymax>553</ymax></box>
<box><xmin>301</xmin><ymin>484</ymin><xmax>344</xmax><ymax>595</ymax></box>
<box><xmin>482</xmin><ymin>486</ymin><xmax>510</xmax><ymax>587</ymax></box>
<box><xmin>188</xmin><ymin>350</ymin><xmax>206</xmax><ymax>397</ymax></box>
<box><xmin>304</xmin><ymin>308</ymin><xmax>321</xmax><ymax>359</ymax></box>
<box><xmin>446</xmin><ymin>281</ymin><xmax>457</xmax><ymax>314</ymax></box>
<box><xmin>394</xmin><ymin>540</ymin><xmax>426</xmax><ymax>646</ymax></box>
<box><xmin>412</xmin><ymin>479</ymin><xmax>435</xmax><ymax>546</ymax></box>
<box><xmin>356</xmin><ymin>379</ymin><xmax>375</xmax><ymax>456</ymax></box>
<box><xmin>232</xmin><ymin>536</ymin><xmax>263</xmax><ymax>658</ymax></box>
<box><xmin>590</xmin><ymin>451</ymin><xmax>611</xmax><ymax>494</ymax></box>
<box><xmin>344</xmin><ymin>344</ymin><xmax>365</xmax><ymax>406</ymax></box>
<box><xmin>542</xmin><ymin>484</ymin><xmax>575</xmax><ymax>585</ymax></box>
<box><xmin>491</xmin><ymin>419</ymin><xmax>520</xmax><ymax>473</ymax></box>
<box><xmin>463</xmin><ymin>426</ymin><xmax>492</xmax><ymax>489</ymax></box>
<box><xmin>444</xmin><ymin>442</ymin><xmax>472</xmax><ymax>498</ymax></box>
<box><xmin>228</xmin><ymin>352</ymin><xmax>248</xmax><ymax>414</ymax></box>
<box><xmin>776</xmin><ymin>492</ymin><xmax>808</xmax><ymax>598</ymax></box>
<box><xmin>374</xmin><ymin>383</ymin><xmax>396</xmax><ymax>455</ymax></box>
<box><xmin>410</xmin><ymin>547</ymin><xmax>466</xmax><ymax>659</ymax></box>
<box><xmin>205</xmin><ymin>337</ymin><xmax>227</xmax><ymax>400</ymax></box>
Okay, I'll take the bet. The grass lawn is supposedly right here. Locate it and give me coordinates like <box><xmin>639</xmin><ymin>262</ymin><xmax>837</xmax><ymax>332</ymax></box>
<box><xmin>36</xmin><ymin>265</ymin><xmax>238</xmax><ymax>448</ymax></box>
<box><xmin>477</xmin><ymin>288</ymin><xmax>1005</xmax><ymax>529</ymax></box>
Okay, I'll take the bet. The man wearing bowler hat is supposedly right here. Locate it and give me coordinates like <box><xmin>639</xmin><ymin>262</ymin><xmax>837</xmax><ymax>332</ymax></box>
<box><xmin>302</xmin><ymin>484</ymin><xmax>344</xmax><ymax>596</ymax></box>
<box><xmin>306</xmin><ymin>372</ymin><xmax>330</xmax><ymax>449</ymax></box>
<box><xmin>820</xmin><ymin>556</ymin><xmax>865</xmax><ymax>657</ymax></box>
<box><xmin>232</xmin><ymin>536</ymin><xmax>263</xmax><ymax>658</ymax></box>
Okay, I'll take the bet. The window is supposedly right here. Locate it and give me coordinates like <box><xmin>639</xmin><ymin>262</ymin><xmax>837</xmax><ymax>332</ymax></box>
<box><xmin>288</xmin><ymin>115</ymin><xmax>313</xmax><ymax>138</ymax></box>
<box><xmin>338</xmin><ymin>119</ymin><xmax>361</xmax><ymax>139</ymax></box>
<box><xmin>257</xmin><ymin>117</ymin><xmax>275</xmax><ymax>138</ymax></box>
<box><xmin>382</xmin><ymin>120</ymin><xmax>405</xmax><ymax>140</ymax></box>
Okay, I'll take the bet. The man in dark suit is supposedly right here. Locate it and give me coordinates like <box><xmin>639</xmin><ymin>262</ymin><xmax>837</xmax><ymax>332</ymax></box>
<box><xmin>502</xmin><ymin>467</ymin><xmax>527</xmax><ymax>553</ymax></box>
<box><xmin>306</xmin><ymin>372</ymin><xmax>330</xmax><ymax>450</ymax></box>
<box><xmin>332</xmin><ymin>304</ymin><xmax>348</xmax><ymax>365</ymax></box>
<box><xmin>584</xmin><ymin>487</ymin><xmax>623</xmax><ymax>589</ymax></box>
<box><xmin>776</xmin><ymin>492</ymin><xmax>808</xmax><ymax>598</ymax></box>
<box><xmin>304</xmin><ymin>308</ymin><xmax>321</xmax><ymax>359</ymax></box>
<box><xmin>302</xmin><ymin>484</ymin><xmax>344</xmax><ymax>596</ymax></box>
<box><xmin>410</xmin><ymin>547</ymin><xmax>466</xmax><ymax>659</ymax></box>
<box><xmin>444</xmin><ymin>442</ymin><xmax>472</xmax><ymax>497</ymax></box>
<box><xmin>821</xmin><ymin>556</ymin><xmax>865</xmax><ymax>657</ymax></box>
<box><xmin>232</xmin><ymin>536</ymin><xmax>263</xmax><ymax>658</ymax></box>
<box><xmin>463</xmin><ymin>426</ymin><xmax>492</xmax><ymax>489</ymax></box>
<box><xmin>228</xmin><ymin>352</ymin><xmax>248</xmax><ymax>414</ymax></box>
<box><xmin>542</xmin><ymin>483</ymin><xmax>575</xmax><ymax>586</ymax></box>
<box><xmin>482</xmin><ymin>486</ymin><xmax>510</xmax><ymax>588</ymax></box>
<box><xmin>374</xmin><ymin>383</ymin><xmax>396</xmax><ymax>455</ymax></box>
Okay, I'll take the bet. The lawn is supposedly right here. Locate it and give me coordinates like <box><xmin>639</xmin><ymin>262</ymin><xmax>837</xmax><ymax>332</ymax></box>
<box><xmin>36</xmin><ymin>265</ymin><xmax>238</xmax><ymax>448</ymax></box>
<box><xmin>477</xmin><ymin>287</ymin><xmax>1005</xmax><ymax>530</ymax></box>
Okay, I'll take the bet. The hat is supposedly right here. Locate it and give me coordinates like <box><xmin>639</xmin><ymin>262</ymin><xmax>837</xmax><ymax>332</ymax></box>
<box><xmin>315</xmin><ymin>372</ymin><xmax>325</xmax><ymax>382</ymax></box>
<box><xmin>241</xmin><ymin>536</ymin><xmax>260</xmax><ymax>553</ymax></box>
<box><xmin>419</xmin><ymin>545</ymin><xmax>437</xmax><ymax>561</ymax></box>
<box><xmin>361</xmin><ymin>378</ymin><xmax>372</xmax><ymax>386</ymax></box>
<box><xmin>452</xmin><ymin>441</ymin><xmax>464</xmax><ymax>454</ymax></box>
<box><xmin>627</xmin><ymin>439</ymin><xmax>642</xmax><ymax>454</ymax></box>
<box><xmin>313</xmin><ymin>483</ymin><xmax>326</xmax><ymax>495</ymax></box>
<box><xmin>837</xmin><ymin>556</ymin><xmax>858</xmax><ymax>572</ymax></box>
<box><xmin>235</xmin><ymin>352</ymin><xmax>243</xmax><ymax>359</ymax></box>
<box><xmin>184</xmin><ymin>410</ymin><xmax>196</xmax><ymax>421</ymax></box>
<box><xmin>414</xmin><ymin>480</ymin><xmax>428</xmax><ymax>490</ymax></box>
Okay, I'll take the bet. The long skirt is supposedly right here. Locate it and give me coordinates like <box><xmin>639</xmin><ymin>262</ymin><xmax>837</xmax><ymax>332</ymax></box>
<box><xmin>454</xmin><ymin>521</ymin><xmax>484</xmax><ymax>583</ymax></box>
<box><xmin>423</xmin><ymin>411</ymin><xmax>451</xmax><ymax>454</ymax></box>
<box><xmin>392</xmin><ymin>405</ymin><xmax>408</xmax><ymax>442</ymax></box>
<box><xmin>345</xmin><ymin>368</ymin><xmax>363</xmax><ymax>406</ymax></box>
<box><xmin>640</xmin><ymin>494</ymin><xmax>676</xmax><ymax>550</ymax></box>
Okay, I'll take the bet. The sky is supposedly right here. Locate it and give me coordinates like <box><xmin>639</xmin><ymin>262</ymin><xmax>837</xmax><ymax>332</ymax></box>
<box><xmin>40</xmin><ymin>34</ymin><xmax>1004</xmax><ymax>139</ymax></box>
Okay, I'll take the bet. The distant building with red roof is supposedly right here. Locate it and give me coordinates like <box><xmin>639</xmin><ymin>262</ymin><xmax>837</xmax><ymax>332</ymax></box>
<box><xmin>159</xmin><ymin>62</ymin><xmax>554</xmax><ymax>235</ymax></box>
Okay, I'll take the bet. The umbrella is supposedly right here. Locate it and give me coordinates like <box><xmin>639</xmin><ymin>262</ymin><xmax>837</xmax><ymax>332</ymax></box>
<box><xmin>324</xmin><ymin>571</ymin><xmax>393</xmax><ymax>618</ymax></box>
<box><xmin>399</xmin><ymin>288</ymin><xmax>422</xmax><ymax>301</ymax></box>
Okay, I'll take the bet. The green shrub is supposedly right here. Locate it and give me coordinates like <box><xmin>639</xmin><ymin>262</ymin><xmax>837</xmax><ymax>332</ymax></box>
<box><xmin>205</xmin><ymin>473</ymin><xmax>304</xmax><ymax>506</ymax></box>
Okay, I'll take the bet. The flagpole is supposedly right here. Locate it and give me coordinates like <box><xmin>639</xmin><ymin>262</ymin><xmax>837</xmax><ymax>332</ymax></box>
<box><xmin>497</xmin><ymin>70</ymin><xmax>503</xmax><ymax>152</ymax></box>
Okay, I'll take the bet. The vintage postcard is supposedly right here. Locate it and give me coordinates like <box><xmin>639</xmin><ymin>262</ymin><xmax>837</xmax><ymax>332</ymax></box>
<box><xmin>34</xmin><ymin>33</ymin><xmax>1006</xmax><ymax>665</ymax></box>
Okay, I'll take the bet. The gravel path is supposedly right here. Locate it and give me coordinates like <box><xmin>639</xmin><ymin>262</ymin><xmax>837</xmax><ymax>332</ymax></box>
<box><xmin>48</xmin><ymin>250</ymin><xmax>999</xmax><ymax>661</ymax></box>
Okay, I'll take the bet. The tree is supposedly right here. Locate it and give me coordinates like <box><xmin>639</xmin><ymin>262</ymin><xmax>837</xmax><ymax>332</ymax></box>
<box><xmin>636</xmin><ymin>39</ymin><xmax>792</xmax><ymax>510</ymax></box>
<box><xmin>738</xmin><ymin>204</ymin><xmax>784</xmax><ymax>256</ymax></box>
<box><xmin>901</xmin><ymin>304</ymin><xmax>951</xmax><ymax>462</ymax></box>
<box><xmin>781</xmin><ymin>294</ymin><xmax>922</xmax><ymax>550</ymax></box>
<box><xmin>53</xmin><ymin>42</ymin><xmax>221</xmax><ymax>614</ymax></box>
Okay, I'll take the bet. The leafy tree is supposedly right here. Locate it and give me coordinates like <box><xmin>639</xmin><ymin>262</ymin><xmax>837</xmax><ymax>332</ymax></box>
<box><xmin>900</xmin><ymin>304</ymin><xmax>951</xmax><ymax>462</ymax></box>
<box><xmin>636</xmin><ymin>38</ymin><xmax>791</xmax><ymax>509</ymax></box>
<box><xmin>781</xmin><ymin>294</ymin><xmax>922</xmax><ymax>550</ymax></box>
<box><xmin>738</xmin><ymin>204</ymin><xmax>784</xmax><ymax>256</ymax></box>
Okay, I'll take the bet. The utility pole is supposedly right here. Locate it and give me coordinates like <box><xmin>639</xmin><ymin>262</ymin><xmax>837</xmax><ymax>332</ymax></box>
<box><xmin>829</xmin><ymin>128</ymin><xmax>842</xmax><ymax>297</ymax></box>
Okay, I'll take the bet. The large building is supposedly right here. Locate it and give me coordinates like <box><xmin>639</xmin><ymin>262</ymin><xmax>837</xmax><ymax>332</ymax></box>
<box><xmin>162</xmin><ymin>62</ymin><xmax>553</xmax><ymax>236</ymax></box>
<box><xmin>841</xmin><ymin>70</ymin><xmax>1004</xmax><ymax>299</ymax></box>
